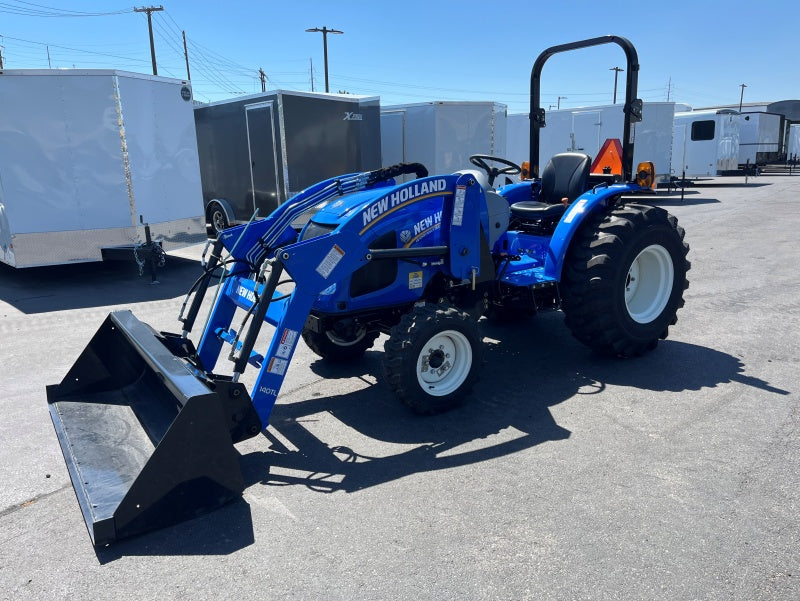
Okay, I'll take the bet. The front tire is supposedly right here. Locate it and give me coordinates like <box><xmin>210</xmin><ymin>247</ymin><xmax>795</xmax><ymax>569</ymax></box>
<box><xmin>383</xmin><ymin>303</ymin><xmax>482</xmax><ymax>414</ymax></box>
<box><xmin>560</xmin><ymin>204</ymin><xmax>690</xmax><ymax>357</ymax></box>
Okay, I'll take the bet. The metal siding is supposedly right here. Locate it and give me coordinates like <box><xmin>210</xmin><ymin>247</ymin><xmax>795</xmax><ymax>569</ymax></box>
<box><xmin>245</xmin><ymin>103</ymin><xmax>280</xmax><ymax>216</ymax></box>
<box><xmin>194</xmin><ymin>95</ymin><xmax>275</xmax><ymax>219</ymax></box>
<box><xmin>0</xmin><ymin>72</ymin><xmax>130</xmax><ymax>233</ymax></box>
<box><xmin>358</xmin><ymin>100</ymin><xmax>382</xmax><ymax>172</ymax></box>
<box><xmin>403</xmin><ymin>105</ymin><xmax>437</xmax><ymax>174</ymax></box>
<box><xmin>788</xmin><ymin>124</ymin><xmax>800</xmax><ymax>158</ymax></box>
<box><xmin>116</xmin><ymin>74</ymin><xmax>203</xmax><ymax>224</ymax></box>
<box><xmin>380</xmin><ymin>111</ymin><xmax>406</xmax><ymax>168</ymax></box>
<box><xmin>433</xmin><ymin>103</ymin><xmax>499</xmax><ymax>174</ymax></box>
<box><xmin>282</xmin><ymin>94</ymin><xmax>363</xmax><ymax>198</ymax></box>
<box><xmin>632</xmin><ymin>103</ymin><xmax>676</xmax><ymax>182</ymax></box>
<box><xmin>505</xmin><ymin>113</ymin><xmax>530</xmax><ymax>166</ymax></box>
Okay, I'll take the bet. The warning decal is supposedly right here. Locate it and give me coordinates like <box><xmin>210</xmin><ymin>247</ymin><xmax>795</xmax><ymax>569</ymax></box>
<box><xmin>409</xmin><ymin>271</ymin><xmax>423</xmax><ymax>289</ymax></box>
<box><xmin>452</xmin><ymin>185</ymin><xmax>466</xmax><ymax>226</ymax></box>
<box><xmin>267</xmin><ymin>356</ymin><xmax>288</xmax><ymax>376</ymax></box>
<box><xmin>316</xmin><ymin>244</ymin><xmax>345</xmax><ymax>278</ymax></box>
<box><xmin>276</xmin><ymin>328</ymin><xmax>298</xmax><ymax>359</ymax></box>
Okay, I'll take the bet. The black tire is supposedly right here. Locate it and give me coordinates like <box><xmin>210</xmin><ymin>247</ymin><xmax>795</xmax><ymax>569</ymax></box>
<box><xmin>302</xmin><ymin>325</ymin><xmax>379</xmax><ymax>362</ymax></box>
<box><xmin>383</xmin><ymin>303</ymin><xmax>482</xmax><ymax>414</ymax></box>
<box><xmin>207</xmin><ymin>203</ymin><xmax>230</xmax><ymax>236</ymax></box>
<box><xmin>560</xmin><ymin>204</ymin><xmax>690</xmax><ymax>357</ymax></box>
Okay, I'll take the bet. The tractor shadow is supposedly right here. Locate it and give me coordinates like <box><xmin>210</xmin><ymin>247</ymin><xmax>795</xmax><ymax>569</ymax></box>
<box><xmin>239</xmin><ymin>311</ymin><xmax>787</xmax><ymax>494</ymax></box>
<box><xmin>0</xmin><ymin>252</ymin><xmax>204</xmax><ymax>314</ymax></box>
<box><xmin>625</xmin><ymin>190</ymin><xmax>722</xmax><ymax>207</ymax></box>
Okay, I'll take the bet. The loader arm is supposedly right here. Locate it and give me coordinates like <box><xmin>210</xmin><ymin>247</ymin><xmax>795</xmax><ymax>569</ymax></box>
<box><xmin>198</xmin><ymin>170</ymin><xmax>485</xmax><ymax>427</ymax></box>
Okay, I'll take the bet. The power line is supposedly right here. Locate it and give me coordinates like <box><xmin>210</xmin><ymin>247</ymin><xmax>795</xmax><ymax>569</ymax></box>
<box><xmin>0</xmin><ymin>34</ymin><xmax>151</xmax><ymax>64</ymax></box>
<box><xmin>0</xmin><ymin>1</ymin><xmax>133</xmax><ymax>17</ymax></box>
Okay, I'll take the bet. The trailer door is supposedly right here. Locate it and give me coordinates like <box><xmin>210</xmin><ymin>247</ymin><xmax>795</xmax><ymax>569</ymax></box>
<box><xmin>245</xmin><ymin>102</ymin><xmax>280</xmax><ymax>215</ymax></box>
<box><xmin>571</xmin><ymin>111</ymin><xmax>602</xmax><ymax>155</ymax></box>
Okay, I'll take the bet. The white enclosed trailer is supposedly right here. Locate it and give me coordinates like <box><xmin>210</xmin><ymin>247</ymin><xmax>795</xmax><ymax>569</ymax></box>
<box><xmin>0</xmin><ymin>69</ymin><xmax>204</xmax><ymax>268</ymax></box>
<box><xmin>672</xmin><ymin>109</ymin><xmax>741</xmax><ymax>178</ymax></box>
<box><xmin>381</xmin><ymin>101</ymin><xmax>507</xmax><ymax>182</ymax></box>
<box><xmin>738</xmin><ymin>111</ymin><xmax>784</xmax><ymax>167</ymax></box>
<box><xmin>506</xmin><ymin>102</ymin><xmax>676</xmax><ymax>185</ymax></box>
<box><xmin>788</xmin><ymin>123</ymin><xmax>800</xmax><ymax>160</ymax></box>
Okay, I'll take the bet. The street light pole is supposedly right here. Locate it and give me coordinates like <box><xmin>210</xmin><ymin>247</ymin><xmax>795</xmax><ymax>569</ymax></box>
<box><xmin>557</xmin><ymin>96</ymin><xmax>567</xmax><ymax>109</ymax></box>
<box><xmin>305</xmin><ymin>26</ymin><xmax>343</xmax><ymax>93</ymax></box>
<box><xmin>739</xmin><ymin>83</ymin><xmax>747</xmax><ymax>111</ymax></box>
<box><xmin>610</xmin><ymin>66</ymin><xmax>624</xmax><ymax>104</ymax></box>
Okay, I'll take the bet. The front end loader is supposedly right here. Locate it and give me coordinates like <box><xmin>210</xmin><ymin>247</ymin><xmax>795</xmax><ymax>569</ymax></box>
<box><xmin>47</xmin><ymin>35</ymin><xmax>690</xmax><ymax>546</ymax></box>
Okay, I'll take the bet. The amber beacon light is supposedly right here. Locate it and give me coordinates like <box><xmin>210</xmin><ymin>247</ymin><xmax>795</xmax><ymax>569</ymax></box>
<box><xmin>636</xmin><ymin>161</ymin><xmax>656</xmax><ymax>189</ymax></box>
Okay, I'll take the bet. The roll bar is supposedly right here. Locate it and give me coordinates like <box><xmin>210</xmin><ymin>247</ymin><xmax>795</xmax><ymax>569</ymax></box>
<box><xmin>529</xmin><ymin>35</ymin><xmax>642</xmax><ymax>181</ymax></box>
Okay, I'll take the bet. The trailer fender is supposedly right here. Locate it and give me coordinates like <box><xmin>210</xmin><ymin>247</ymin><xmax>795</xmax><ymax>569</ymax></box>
<box><xmin>544</xmin><ymin>184</ymin><xmax>632</xmax><ymax>281</ymax></box>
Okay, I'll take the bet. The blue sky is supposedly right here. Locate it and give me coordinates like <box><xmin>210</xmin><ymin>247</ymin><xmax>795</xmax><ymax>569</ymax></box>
<box><xmin>1</xmin><ymin>0</ymin><xmax>797</xmax><ymax>111</ymax></box>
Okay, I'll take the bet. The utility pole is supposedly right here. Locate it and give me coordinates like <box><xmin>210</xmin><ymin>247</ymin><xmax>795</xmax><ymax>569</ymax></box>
<box><xmin>0</xmin><ymin>43</ymin><xmax>3</xmax><ymax>69</ymax></box>
<box><xmin>134</xmin><ymin>5</ymin><xmax>164</xmax><ymax>76</ymax></box>
<box><xmin>310</xmin><ymin>57</ymin><xmax>314</xmax><ymax>92</ymax></box>
<box><xmin>739</xmin><ymin>83</ymin><xmax>747</xmax><ymax>111</ymax></box>
<box><xmin>182</xmin><ymin>30</ymin><xmax>191</xmax><ymax>80</ymax></box>
<box><xmin>558</xmin><ymin>96</ymin><xmax>567</xmax><ymax>109</ymax></box>
<box><xmin>610</xmin><ymin>66</ymin><xmax>624</xmax><ymax>104</ymax></box>
<box><xmin>259</xmin><ymin>68</ymin><xmax>266</xmax><ymax>92</ymax></box>
<box><xmin>305</xmin><ymin>26</ymin><xmax>343</xmax><ymax>93</ymax></box>
<box><xmin>666</xmin><ymin>76</ymin><xmax>672</xmax><ymax>101</ymax></box>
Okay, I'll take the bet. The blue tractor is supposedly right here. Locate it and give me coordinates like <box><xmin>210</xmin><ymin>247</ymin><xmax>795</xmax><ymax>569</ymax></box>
<box><xmin>47</xmin><ymin>36</ymin><xmax>690</xmax><ymax>545</ymax></box>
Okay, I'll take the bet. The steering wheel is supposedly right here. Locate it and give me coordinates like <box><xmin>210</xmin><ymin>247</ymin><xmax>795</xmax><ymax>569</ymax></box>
<box><xmin>469</xmin><ymin>154</ymin><xmax>522</xmax><ymax>187</ymax></box>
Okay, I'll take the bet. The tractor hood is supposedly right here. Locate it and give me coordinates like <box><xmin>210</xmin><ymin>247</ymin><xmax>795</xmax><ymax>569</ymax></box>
<box><xmin>309</xmin><ymin>177</ymin><xmax>452</xmax><ymax>229</ymax></box>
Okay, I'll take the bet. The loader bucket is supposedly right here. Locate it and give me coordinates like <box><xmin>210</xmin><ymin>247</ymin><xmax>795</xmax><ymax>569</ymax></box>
<box><xmin>46</xmin><ymin>310</ymin><xmax>260</xmax><ymax>546</ymax></box>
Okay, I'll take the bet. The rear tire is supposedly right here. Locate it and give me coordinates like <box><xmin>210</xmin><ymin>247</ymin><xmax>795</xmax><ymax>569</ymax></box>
<box><xmin>560</xmin><ymin>204</ymin><xmax>690</xmax><ymax>357</ymax></box>
<box><xmin>383</xmin><ymin>303</ymin><xmax>482</xmax><ymax>414</ymax></box>
<box><xmin>302</xmin><ymin>324</ymin><xmax>379</xmax><ymax>362</ymax></box>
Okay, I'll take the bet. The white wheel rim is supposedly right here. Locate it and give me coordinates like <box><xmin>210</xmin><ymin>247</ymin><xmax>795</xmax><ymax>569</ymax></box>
<box><xmin>416</xmin><ymin>330</ymin><xmax>472</xmax><ymax>397</ymax></box>
<box><xmin>624</xmin><ymin>244</ymin><xmax>674</xmax><ymax>324</ymax></box>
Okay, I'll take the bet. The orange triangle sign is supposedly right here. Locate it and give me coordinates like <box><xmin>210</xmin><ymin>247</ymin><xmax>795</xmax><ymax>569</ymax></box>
<box><xmin>590</xmin><ymin>138</ymin><xmax>623</xmax><ymax>175</ymax></box>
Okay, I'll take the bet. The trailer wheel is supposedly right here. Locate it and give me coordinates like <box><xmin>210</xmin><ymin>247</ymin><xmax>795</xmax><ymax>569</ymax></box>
<box><xmin>207</xmin><ymin>202</ymin><xmax>230</xmax><ymax>236</ymax></box>
<box><xmin>560</xmin><ymin>204</ymin><xmax>690</xmax><ymax>357</ymax></box>
<box><xmin>302</xmin><ymin>324</ymin><xmax>379</xmax><ymax>362</ymax></box>
<box><xmin>383</xmin><ymin>303</ymin><xmax>482</xmax><ymax>414</ymax></box>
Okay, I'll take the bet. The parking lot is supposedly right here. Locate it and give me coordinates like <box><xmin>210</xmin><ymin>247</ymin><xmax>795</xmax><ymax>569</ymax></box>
<box><xmin>1</xmin><ymin>174</ymin><xmax>798</xmax><ymax>600</ymax></box>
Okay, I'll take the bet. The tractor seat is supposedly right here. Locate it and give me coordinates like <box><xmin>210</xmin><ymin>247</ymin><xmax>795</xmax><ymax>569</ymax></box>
<box><xmin>510</xmin><ymin>152</ymin><xmax>591</xmax><ymax>219</ymax></box>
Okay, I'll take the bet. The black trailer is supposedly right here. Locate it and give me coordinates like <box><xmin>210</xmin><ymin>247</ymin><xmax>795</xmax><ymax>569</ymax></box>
<box><xmin>194</xmin><ymin>90</ymin><xmax>381</xmax><ymax>234</ymax></box>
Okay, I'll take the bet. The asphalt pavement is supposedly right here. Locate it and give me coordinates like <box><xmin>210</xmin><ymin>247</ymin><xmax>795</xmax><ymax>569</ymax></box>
<box><xmin>1</xmin><ymin>173</ymin><xmax>798</xmax><ymax>600</ymax></box>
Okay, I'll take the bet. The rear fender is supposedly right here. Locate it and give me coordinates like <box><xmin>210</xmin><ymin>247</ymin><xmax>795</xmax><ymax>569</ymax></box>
<box><xmin>497</xmin><ymin>180</ymin><xmax>539</xmax><ymax>204</ymax></box>
<box><xmin>544</xmin><ymin>183</ymin><xmax>635</xmax><ymax>281</ymax></box>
